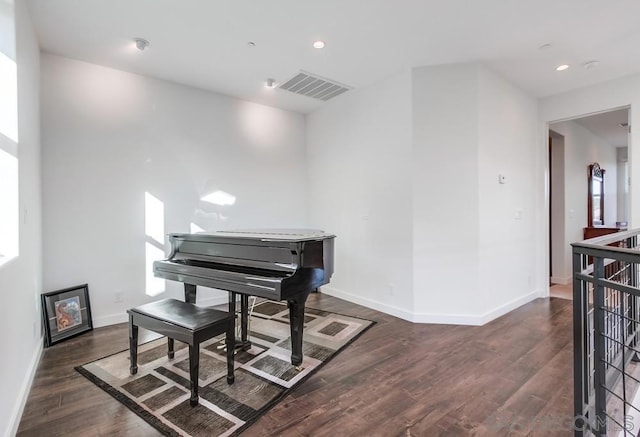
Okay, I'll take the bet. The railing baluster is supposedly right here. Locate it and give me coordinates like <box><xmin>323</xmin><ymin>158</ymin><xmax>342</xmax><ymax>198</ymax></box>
<box><xmin>573</xmin><ymin>250</ymin><xmax>587</xmax><ymax>436</ymax></box>
<box><xmin>592</xmin><ymin>256</ymin><xmax>607</xmax><ymax>436</ymax></box>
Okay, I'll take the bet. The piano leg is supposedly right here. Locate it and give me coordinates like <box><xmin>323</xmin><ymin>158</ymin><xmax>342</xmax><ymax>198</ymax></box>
<box><xmin>287</xmin><ymin>290</ymin><xmax>311</xmax><ymax>367</ymax></box>
<box><xmin>228</xmin><ymin>291</ymin><xmax>236</xmax><ymax>319</ymax></box>
<box><xmin>184</xmin><ymin>283</ymin><xmax>196</xmax><ymax>304</ymax></box>
<box><xmin>128</xmin><ymin>314</ymin><xmax>138</xmax><ymax>375</ymax></box>
<box><xmin>167</xmin><ymin>338</ymin><xmax>174</xmax><ymax>359</ymax></box>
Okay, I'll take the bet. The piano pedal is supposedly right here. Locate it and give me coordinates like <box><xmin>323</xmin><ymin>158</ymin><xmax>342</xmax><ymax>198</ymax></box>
<box><xmin>216</xmin><ymin>341</ymin><xmax>251</xmax><ymax>352</ymax></box>
<box><xmin>216</xmin><ymin>344</ymin><xmax>238</xmax><ymax>355</ymax></box>
<box><xmin>295</xmin><ymin>365</ymin><xmax>304</xmax><ymax>372</ymax></box>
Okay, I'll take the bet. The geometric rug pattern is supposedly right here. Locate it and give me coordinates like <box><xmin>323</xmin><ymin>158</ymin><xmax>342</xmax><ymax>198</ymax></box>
<box><xmin>76</xmin><ymin>301</ymin><xmax>374</xmax><ymax>436</ymax></box>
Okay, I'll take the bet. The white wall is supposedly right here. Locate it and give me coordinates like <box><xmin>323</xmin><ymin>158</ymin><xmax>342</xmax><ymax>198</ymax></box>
<box><xmin>617</xmin><ymin>146</ymin><xmax>629</xmax><ymax>222</ymax></box>
<box><xmin>412</xmin><ymin>64</ymin><xmax>480</xmax><ymax>320</ymax></box>
<box><xmin>306</xmin><ymin>70</ymin><xmax>414</xmax><ymax>320</ymax></box>
<box><xmin>0</xmin><ymin>1</ymin><xmax>42</xmax><ymax>436</ymax></box>
<box><xmin>41</xmin><ymin>54</ymin><xmax>308</xmax><ymax>326</ymax></box>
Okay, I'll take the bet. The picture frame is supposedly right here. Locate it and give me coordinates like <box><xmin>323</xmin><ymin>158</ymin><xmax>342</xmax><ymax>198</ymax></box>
<box><xmin>41</xmin><ymin>284</ymin><xmax>93</xmax><ymax>347</ymax></box>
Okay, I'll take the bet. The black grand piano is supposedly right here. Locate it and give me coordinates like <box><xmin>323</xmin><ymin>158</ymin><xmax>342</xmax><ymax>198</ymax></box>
<box><xmin>153</xmin><ymin>229</ymin><xmax>335</xmax><ymax>366</ymax></box>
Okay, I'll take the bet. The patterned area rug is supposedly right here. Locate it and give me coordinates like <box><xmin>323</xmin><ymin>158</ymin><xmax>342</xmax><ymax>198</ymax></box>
<box><xmin>76</xmin><ymin>301</ymin><xmax>374</xmax><ymax>437</ymax></box>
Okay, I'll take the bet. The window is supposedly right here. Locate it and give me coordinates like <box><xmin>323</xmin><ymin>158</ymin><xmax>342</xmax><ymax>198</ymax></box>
<box><xmin>0</xmin><ymin>6</ymin><xmax>18</xmax><ymax>266</ymax></box>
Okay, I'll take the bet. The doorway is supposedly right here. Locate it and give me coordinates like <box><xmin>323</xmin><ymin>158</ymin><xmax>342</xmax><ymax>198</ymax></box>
<box><xmin>548</xmin><ymin>107</ymin><xmax>630</xmax><ymax>299</ymax></box>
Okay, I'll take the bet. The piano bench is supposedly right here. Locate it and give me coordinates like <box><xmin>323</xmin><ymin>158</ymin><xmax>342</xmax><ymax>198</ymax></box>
<box><xmin>127</xmin><ymin>298</ymin><xmax>235</xmax><ymax>407</ymax></box>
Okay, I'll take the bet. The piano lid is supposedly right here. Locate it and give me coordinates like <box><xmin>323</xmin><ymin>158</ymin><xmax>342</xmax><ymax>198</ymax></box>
<box><xmin>171</xmin><ymin>229</ymin><xmax>335</xmax><ymax>242</ymax></box>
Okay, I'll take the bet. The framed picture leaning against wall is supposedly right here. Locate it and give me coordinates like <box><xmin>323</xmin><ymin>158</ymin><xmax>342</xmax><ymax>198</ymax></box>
<box><xmin>41</xmin><ymin>284</ymin><xmax>93</xmax><ymax>347</ymax></box>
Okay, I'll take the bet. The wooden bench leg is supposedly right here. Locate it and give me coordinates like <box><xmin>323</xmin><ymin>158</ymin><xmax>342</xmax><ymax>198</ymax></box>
<box><xmin>167</xmin><ymin>338</ymin><xmax>174</xmax><ymax>359</ymax></box>
<box><xmin>129</xmin><ymin>314</ymin><xmax>138</xmax><ymax>375</ymax></box>
<box><xmin>226</xmin><ymin>319</ymin><xmax>235</xmax><ymax>385</ymax></box>
<box><xmin>189</xmin><ymin>344</ymin><xmax>199</xmax><ymax>406</ymax></box>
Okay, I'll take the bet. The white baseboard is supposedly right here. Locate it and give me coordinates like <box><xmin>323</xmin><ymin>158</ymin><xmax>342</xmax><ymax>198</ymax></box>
<box><xmin>93</xmin><ymin>312</ymin><xmax>128</xmax><ymax>328</ymax></box>
<box><xmin>412</xmin><ymin>289</ymin><xmax>542</xmax><ymax>326</ymax></box>
<box><xmin>322</xmin><ymin>286</ymin><xmax>542</xmax><ymax>326</ymax></box>
<box><xmin>550</xmin><ymin>276</ymin><xmax>571</xmax><ymax>285</ymax></box>
<box><xmin>7</xmin><ymin>337</ymin><xmax>43</xmax><ymax>437</ymax></box>
<box><xmin>93</xmin><ymin>295</ymin><xmax>230</xmax><ymax>328</ymax></box>
<box><xmin>95</xmin><ymin>286</ymin><xmax>540</xmax><ymax>328</ymax></box>
<box><xmin>321</xmin><ymin>286</ymin><xmax>414</xmax><ymax>321</ymax></box>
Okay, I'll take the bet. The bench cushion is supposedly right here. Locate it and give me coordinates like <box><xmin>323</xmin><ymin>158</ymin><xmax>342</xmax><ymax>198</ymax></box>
<box><xmin>129</xmin><ymin>298</ymin><xmax>231</xmax><ymax>331</ymax></box>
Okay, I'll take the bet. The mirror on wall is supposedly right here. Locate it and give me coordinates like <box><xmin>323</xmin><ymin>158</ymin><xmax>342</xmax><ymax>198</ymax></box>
<box><xmin>588</xmin><ymin>163</ymin><xmax>605</xmax><ymax>227</ymax></box>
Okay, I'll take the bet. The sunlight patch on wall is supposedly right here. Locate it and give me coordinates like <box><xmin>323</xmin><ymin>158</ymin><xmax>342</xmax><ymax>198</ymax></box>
<box><xmin>201</xmin><ymin>190</ymin><xmax>236</xmax><ymax>206</ymax></box>
<box><xmin>196</xmin><ymin>188</ymin><xmax>236</xmax><ymax>230</ymax></box>
<box><xmin>190</xmin><ymin>222</ymin><xmax>205</xmax><ymax>233</ymax></box>
<box><xmin>145</xmin><ymin>192</ymin><xmax>165</xmax><ymax>243</ymax></box>
<box><xmin>145</xmin><ymin>243</ymin><xmax>165</xmax><ymax>296</ymax></box>
<box><xmin>145</xmin><ymin>192</ymin><xmax>165</xmax><ymax>296</ymax></box>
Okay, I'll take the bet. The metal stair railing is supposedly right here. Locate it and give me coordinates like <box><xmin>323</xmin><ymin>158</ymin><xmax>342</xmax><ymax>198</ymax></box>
<box><xmin>572</xmin><ymin>230</ymin><xmax>640</xmax><ymax>436</ymax></box>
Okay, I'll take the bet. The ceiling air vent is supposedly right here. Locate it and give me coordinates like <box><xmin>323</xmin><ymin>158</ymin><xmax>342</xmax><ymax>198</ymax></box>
<box><xmin>279</xmin><ymin>71</ymin><xmax>352</xmax><ymax>101</ymax></box>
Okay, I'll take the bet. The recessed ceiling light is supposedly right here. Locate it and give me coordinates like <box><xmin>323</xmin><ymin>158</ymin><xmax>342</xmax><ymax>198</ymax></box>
<box><xmin>556</xmin><ymin>64</ymin><xmax>569</xmax><ymax>71</ymax></box>
<box><xmin>265</xmin><ymin>78</ymin><xmax>277</xmax><ymax>88</ymax></box>
<box><xmin>538</xmin><ymin>43</ymin><xmax>552</xmax><ymax>50</ymax></box>
<box><xmin>134</xmin><ymin>38</ymin><xmax>149</xmax><ymax>51</ymax></box>
<box><xmin>312</xmin><ymin>40</ymin><xmax>325</xmax><ymax>49</ymax></box>
<box><xmin>583</xmin><ymin>60</ymin><xmax>600</xmax><ymax>69</ymax></box>
<box><xmin>247</xmin><ymin>41</ymin><xmax>256</xmax><ymax>48</ymax></box>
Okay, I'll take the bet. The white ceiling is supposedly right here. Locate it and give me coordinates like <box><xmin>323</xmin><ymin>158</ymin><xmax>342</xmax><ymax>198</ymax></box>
<box><xmin>26</xmin><ymin>0</ymin><xmax>640</xmax><ymax>114</ymax></box>
<box><xmin>573</xmin><ymin>108</ymin><xmax>630</xmax><ymax>147</ymax></box>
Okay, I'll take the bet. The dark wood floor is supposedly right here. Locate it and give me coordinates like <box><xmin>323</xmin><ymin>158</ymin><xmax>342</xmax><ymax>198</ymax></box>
<box><xmin>17</xmin><ymin>294</ymin><xmax>573</xmax><ymax>436</ymax></box>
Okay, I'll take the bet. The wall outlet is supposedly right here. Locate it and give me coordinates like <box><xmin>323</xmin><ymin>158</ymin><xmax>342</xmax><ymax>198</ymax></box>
<box><xmin>114</xmin><ymin>291</ymin><xmax>124</xmax><ymax>303</ymax></box>
<box><xmin>388</xmin><ymin>283</ymin><xmax>396</xmax><ymax>296</ymax></box>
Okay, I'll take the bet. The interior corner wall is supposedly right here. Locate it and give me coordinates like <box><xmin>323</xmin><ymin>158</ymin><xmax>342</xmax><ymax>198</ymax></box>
<box><xmin>305</xmin><ymin>62</ymin><xmax>540</xmax><ymax>325</ymax></box>
<box><xmin>305</xmin><ymin>70</ymin><xmax>414</xmax><ymax>320</ymax></box>
<box><xmin>1</xmin><ymin>1</ymin><xmax>42</xmax><ymax>436</ymax></box>
<box><xmin>40</xmin><ymin>54</ymin><xmax>308</xmax><ymax>327</ymax></box>
<box><xmin>411</xmin><ymin>64</ymin><xmax>480</xmax><ymax>322</ymax></box>
<box><xmin>549</xmin><ymin>120</ymin><xmax>618</xmax><ymax>279</ymax></box>
<box><xmin>476</xmin><ymin>66</ymin><xmax>539</xmax><ymax>317</ymax></box>
<box><xmin>411</xmin><ymin>64</ymin><xmax>540</xmax><ymax>324</ymax></box>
